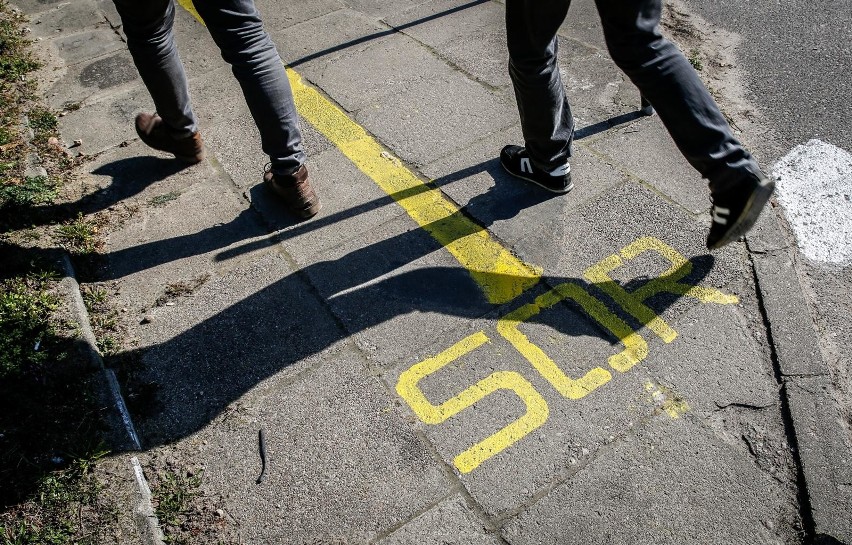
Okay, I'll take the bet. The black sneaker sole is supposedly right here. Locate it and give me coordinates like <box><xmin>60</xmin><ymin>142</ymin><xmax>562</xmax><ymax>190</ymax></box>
<box><xmin>707</xmin><ymin>177</ymin><xmax>775</xmax><ymax>250</ymax></box>
<box><xmin>499</xmin><ymin>157</ymin><xmax>574</xmax><ymax>194</ymax></box>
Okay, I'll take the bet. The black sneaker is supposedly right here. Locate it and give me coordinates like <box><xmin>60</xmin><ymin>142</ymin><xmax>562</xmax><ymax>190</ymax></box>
<box><xmin>500</xmin><ymin>145</ymin><xmax>573</xmax><ymax>194</ymax></box>
<box><xmin>706</xmin><ymin>171</ymin><xmax>775</xmax><ymax>249</ymax></box>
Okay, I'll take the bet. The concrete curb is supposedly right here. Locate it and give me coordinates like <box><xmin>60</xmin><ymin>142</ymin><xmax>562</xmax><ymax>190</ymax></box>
<box><xmin>55</xmin><ymin>252</ymin><xmax>166</xmax><ymax>545</ymax></box>
<box><xmin>132</xmin><ymin>457</ymin><xmax>168</xmax><ymax>545</ymax></box>
<box><xmin>747</xmin><ymin>211</ymin><xmax>852</xmax><ymax>545</ymax></box>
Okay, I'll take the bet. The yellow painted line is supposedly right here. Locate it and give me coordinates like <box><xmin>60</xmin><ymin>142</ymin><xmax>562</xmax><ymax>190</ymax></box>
<box><xmin>177</xmin><ymin>1</ymin><xmax>541</xmax><ymax>304</ymax></box>
<box><xmin>176</xmin><ymin>0</ymin><xmax>201</xmax><ymax>21</ymax></box>
<box><xmin>396</xmin><ymin>331</ymin><xmax>549</xmax><ymax>473</ymax></box>
<box><xmin>497</xmin><ymin>281</ymin><xmax>648</xmax><ymax>400</ymax></box>
<box><xmin>584</xmin><ymin>236</ymin><xmax>737</xmax><ymax>343</ymax></box>
<box><xmin>645</xmin><ymin>382</ymin><xmax>690</xmax><ymax>419</ymax></box>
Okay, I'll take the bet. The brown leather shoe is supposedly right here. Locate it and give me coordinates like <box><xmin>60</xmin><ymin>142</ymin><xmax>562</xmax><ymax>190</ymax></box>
<box><xmin>135</xmin><ymin>113</ymin><xmax>204</xmax><ymax>164</ymax></box>
<box><xmin>263</xmin><ymin>164</ymin><xmax>321</xmax><ymax>219</ymax></box>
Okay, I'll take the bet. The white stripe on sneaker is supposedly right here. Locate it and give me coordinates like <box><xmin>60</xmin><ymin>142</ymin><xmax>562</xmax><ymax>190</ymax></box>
<box><xmin>712</xmin><ymin>206</ymin><xmax>730</xmax><ymax>225</ymax></box>
<box><xmin>548</xmin><ymin>162</ymin><xmax>570</xmax><ymax>177</ymax></box>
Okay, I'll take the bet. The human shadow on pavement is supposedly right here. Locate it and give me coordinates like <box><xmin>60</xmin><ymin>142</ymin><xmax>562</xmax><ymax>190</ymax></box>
<box><xmin>286</xmin><ymin>0</ymin><xmax>490</xmax><ymax>68</ymax></box>
<box><xmin>95</xmin><ymin>157</ymin><xmax>553</xmax><ymax>281</ymax></box>
<box><xmin>104</xmin><ymin>199</ymin><xmax>716</xmax><ymax>447</ymax></box>
<box><xmin>0</xmin><ymin>156</ymin><xmax>187</xmax><ymax>234</ymax></box>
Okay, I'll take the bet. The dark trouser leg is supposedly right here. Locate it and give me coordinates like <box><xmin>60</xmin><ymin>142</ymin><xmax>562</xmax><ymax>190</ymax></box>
<box><xmin>594</xmin><ymin>0</ymin><xmax>762</xmax><ymax>190</ymax></box>
<box><xmin>193</xmin><ymin>0</ymin><xmax>305</xmax><ymax>175</ymax></box>
<box><xmin>506</xmin><ymin>0</ymin><xmax>574</xmax><ymax>172</ymax></box>
<box><xmin>112</xmin><ymin>0</ymin><xmax>198</xmax><ymax>136</ymax></box>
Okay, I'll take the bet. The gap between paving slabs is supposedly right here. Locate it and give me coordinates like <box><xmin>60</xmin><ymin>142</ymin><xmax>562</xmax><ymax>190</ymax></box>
<box><xmin>747</xmin><ymin>206</ymin><xmax>852</xmax><ymax>544</ymax></box>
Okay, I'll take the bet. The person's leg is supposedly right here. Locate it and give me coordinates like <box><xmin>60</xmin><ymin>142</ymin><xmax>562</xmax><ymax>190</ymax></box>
<box><xmin>595</xmin><ymin>0</ymin><xmax>773</xmax><ymax>248</ymax></box>
<box><xmin>505</xmin><ymin>0</ymin><xmax>573</xmax><ymax>172</ymax></box>
<box><xmin>594</xmin><ymin>0</ymin><xmax>761</xmax><ymax>191</ymax></box>
<box><xmin>112</xmin><ymin>0</ymin><xmax>198</xmax><ymax>136</ymax></box>
<box><xmin>192</xmin><ymin>0</ymin><xmax>305</xmax><ymax>176</ymax></box>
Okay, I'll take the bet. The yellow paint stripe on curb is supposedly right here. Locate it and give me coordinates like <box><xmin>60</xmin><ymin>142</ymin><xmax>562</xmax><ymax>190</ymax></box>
<box><xmin>177</xmin><ymin>1</ymin><xmax>541</xmax><ymax>304</ymax></box>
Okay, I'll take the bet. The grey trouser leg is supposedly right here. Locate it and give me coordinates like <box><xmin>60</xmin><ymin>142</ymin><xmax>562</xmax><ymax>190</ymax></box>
<box><xmin>506</xmin><ymin>0</ymin><xmax>574</xmax><ymax>172</ymax></box>
<box><xmin>113</xmin><ymin>0</ymin><xmax>306</xmax><ymax>175</ymax></box>
<box><xmin>506</xmin><ymin>0</ymin><xmax>761</xmax><ymax>189</ymax></box>
<box><xmin>113</xmin><ymin>0</ymin><xmax>198</xmax><ymax>137</ymax></box>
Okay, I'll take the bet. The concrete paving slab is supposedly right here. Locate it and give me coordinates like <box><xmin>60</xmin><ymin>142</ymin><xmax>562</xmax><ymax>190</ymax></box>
<box><xmin>376</xmin><ymin>495</ymin><xmax>500</xmax><ymax>545</ymax></box>
<box><xmin>383</xmin><ymin>281</ymin><xmax>673</xmax><ymax>517</ymax></box>
<box><xmin>746</xmin><ymin>204</ymin><xmax>791</xmax><ymax>254</ymax></box>
<box><xmin>440</xmin><ymin>25</ymin><xmax>510</xmax><ymax>89</ymax></box>
<box><xmin>271</xmin><ymin>8</ymin><xmax>386</xmax><ymax>66</ymax></box>
<box><xmin>502</xmin><ymin>414</ymin><xmax>800</xmax><ymax>544</ymax></box>
<box><xmin>300</xmin><ymin>213</ymin><xmax>496</xmax><ymax>369</ymax></box>
<box><xmin>170</xmin><ymin>6</ymin><xmax>230</xmax><ymax>81</ymax></box>
<box><xmin>559</xmin><ymin>0</ymin><xmax>608</xmax><ymax>50</ymax></box>
<box><xmin>201</xmin><ymin>107</ymin><xmax>333</xmax><ymax>194</ymax></box>
<box><xmin>58</xmin><ymin>83</ymin><xmax>150</xmax><ymax>156</ymax></box>
<box><xmin>185</xmin><ymin>66</ymin><xmax>252</xmax><ymax>127</ymax></box>
<box><xmin>383</xmin><ymin>0</ymin><xmax>503</xmax><ymax>50</ymax></box>
<box><xmin>26</xmin><ymin>0</ymin><xmax>111</xmax><ymax>39</ymax></box>
<box><xmin>645</xmin><ymin>299</ymin><xmax>778</xmax><ymax>412</ymax></box>
<box><xmin>253</xmin><ymin>0</ymin><xmax>344</xmax><ymax>33</ymax></box>
<box><xmin>47</xmin><ymin>27</ymin><xmax>126</xmax><ymax>66</ymax></box>
<box><xmin>9</xmin><ymin>0</ymin><xmax>63</xmax><ymax>15</ymax></box>
<box><xmin>79</xmin><ymin>140</ymin><xmax>213</xmax><ymax>210</ymax></box>
<box><xmin>41</xmin><ymin>49</ymin><xmax>141</xmax><ymax>110</ymax></box>
<box><xmin>795</xmin><ymin>259</ymin><xmax>852</xmax><ymax>434</ymax></box>
<box><xmin>295</xmin><ymin>32</ymin><xmax>459</xmax><ymax>114</ymax></box>
<box><xmin>343</xmin><ymin>0</ymin><xmax>431</xmax><ymax>19</ymax></box>
<box><xmin>513</xmin><ymin>179</ymin><xmax>744</xmax><ymax>323</ymax></box>
<box><xmin>421</xmin><ymin>127</ymin><xmax>628</xmax><ymax>250</ymax></box>
<box><xmin>98</xmin><ymin>156</ymin><xmax>268</xmax><ymax>309</ymax></box>
<box><xmin>558</xmin><ymin>45</ymin><xmax>640</xmax><ymax>128</ymax></box>
<box><xmin>586</xmin><ymin>117</ymin><xmax>710</xmax><ymax>214</ymax></box>
<box><xmin>384</xmin><ymin>0</ymin><xmax>509</xmax><ymax>88</ymax></box>
<box><xmin>752</xmin><ymin>249</ymin><xmax>827</xmax><ymax>377</ymax></box>
<box><xmin>143</xmin><ymin>339</ymin><xmax>452</xmax><ymax>543</ymax></box>
<box><xmin>785</xmin><ymin>376</ymin><xmax>852</xmax><ymax>543</ymax></box>
<box><xmin>244</xmin><ymin>147</ymin><xmax>408</xmax><ymax>267</ymax></box>
<box><xmin>354</xmin><ymin>72</ymin><xmax>517</xmax><ymax>166</ymax></box>
<box><xmin>132</xmin><ymin>250</ymin><xmax>342</xmax><ymax>446</ymax></box>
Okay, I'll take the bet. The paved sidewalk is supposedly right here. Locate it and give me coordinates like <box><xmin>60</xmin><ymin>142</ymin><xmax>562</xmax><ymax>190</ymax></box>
<box><xmin>16</xmin><ymin>0</ymin><xmax>851</xmax><ymax>542</ymax></box>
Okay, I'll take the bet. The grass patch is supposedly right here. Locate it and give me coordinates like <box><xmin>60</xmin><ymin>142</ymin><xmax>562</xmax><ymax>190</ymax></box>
<box><xmin>152</xmin><ymin>469</ymin><xmax>203</xmax><ymax>544</ymax></box>
<box><xmin>148</xmin><ymin>191</ymin><xmax>180</xmax><ymax>207</ymax></box>
<box><xmin>27</xmin><ymin>107</ymin><xmax>57</xmax><ymax>139</ymax></box>
<box><xmin>0</xmin><ymin>2</ymin><xmax>76</xmax><ymax>234</ymax></box>
<box><xmin>155</xmin><ymin>274</ymin><xmax>210</xmax><ymax>307</ymax></box>
<box><xmin>0</xmin><ymin>175</ymin><xmax>58</xmax><ymax>207</ymax></box>
<box><xmin>54</xmin><ymin>214</ymin><xmax>98</xmax><ymax>254</ymax></box>
<box><xmin>0</xmin><ymin>270</ymin><xmax>59</xmax><ymax>380</ymax></box>
<box><xmin>0</xmin><ymin>5</ymin><xmax>40</xmax><ymax>86</ymax></box>
<box><xmin>81</xmin><ymin>285</ymin><xmax>121</xmax><ymax>356</ymax></box>
<box><xmin>0</xmin><ymin>265</ymin><xmax>116</xmax><ymax>541</ymax></box>
<box><xmin>688</xmin><ymin>48</ymin><xmax>703</xmax><ymax>71</ymax></box>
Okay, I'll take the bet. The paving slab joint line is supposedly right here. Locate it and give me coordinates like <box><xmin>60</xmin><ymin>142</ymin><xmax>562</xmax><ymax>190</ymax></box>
<box><xmin>494</xmin><ymin>409</ymin><xmax>662</xmax><ymax>525</ymax></box>
<box><xmin>573</xmin><ymin>138</ymin><xmax>699</xmax><ymax>217</ymax></box>
<box><xmin>747</xmin><ymin>240</ymin><xmax>823</xmax><ymax>542</ymax></box>
<box><xmin>381</xmin><ymin>401</ymin><xmax>512</xmax><ymax>543</ymax></box>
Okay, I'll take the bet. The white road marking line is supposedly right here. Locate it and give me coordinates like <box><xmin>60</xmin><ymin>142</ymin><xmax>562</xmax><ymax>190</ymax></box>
<box><xmin>772</xmin><ymin>139</ymin><xmax>852</xmax><ymax>265</ymax></box>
